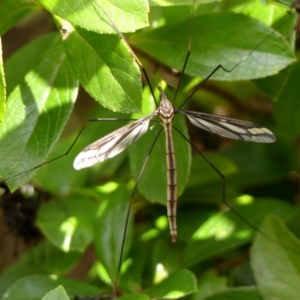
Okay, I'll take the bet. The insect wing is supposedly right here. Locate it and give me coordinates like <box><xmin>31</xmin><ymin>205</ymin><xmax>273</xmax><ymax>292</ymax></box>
<box><xmin>73</xmin><ymin>114</ymin><xmax>155</xmax><ymax>170</ymax></box>
<box><xmin>180</xmin><ymin>109</ymin><xmax>276</xmax><ymax>143</ymax></box>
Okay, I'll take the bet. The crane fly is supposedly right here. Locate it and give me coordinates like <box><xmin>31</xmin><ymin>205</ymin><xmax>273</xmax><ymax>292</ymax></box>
<box><xmin>0</xmin><ymin>1</ymin><xmax>298</xmax><ymax>298</ymax></box>
<box><xmin>73</xmin><ymin>83</ymin><xmax>275</xmax><ymax>242</ymax></box>
<box><xmin>70</xmin><ymin>3</ymin><xmax>277</xmax><ymax>244</ymax></box>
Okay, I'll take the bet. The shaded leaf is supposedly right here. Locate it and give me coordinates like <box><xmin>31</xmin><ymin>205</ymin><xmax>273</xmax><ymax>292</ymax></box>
<box><xmin>131</xmin><ymin>13</ymin><xmax>295</xmax><ymax>81</ymax></box>
<box><xmin>192</xmin><ymin>270</ymin><xmax>227</xmax><ymax>300</ymax></box>
<box><xmin>118</xmin><ymin>294</ymin><xmax>150</xmax><ymax>300</ymax></box>
<box><xmin>145</xmin><ymin>269</ymin><xmax>197</xmax><ymax>299</ymax></box>
<box><xmin>274</xmin><ymin>58</ymin><xmax>300</xmax><ymax>141</ymax></box>
<box><xmin>37</xmin><ymin>195</ymin><xmax>95</xmax><ymax>252</ymax></box>
<box><xmin>94</xmin><ymin>182</ymin><xmax>133</xmax><ymax>284</ymax></box>
<box><xmin>204</xmin><ymin>287</ymin><xmax>263</xmax><ymax>300</ymax></box>
<box><xmin>251</xmin><ymin>215</ymin><xmax>300</xmax><ymax>300</ymax></box>
<box><xmin>0</xmin><ymin>0</ymin><xmax>39</xmax><ymax>35</ymax></box>
<box><xmin>182</xmin><ymin>198</ymin><xmax>294</xmax><ymax>267</ymax></box>
<box><xmin>0</xmin><ymin>241</ymin><xmax>82</xmax><ymax>297</ymax></box>
<box><xmin>1</xmin><ymin>274</ymin><xmax>101</xmax><ymax>300</ymax></box>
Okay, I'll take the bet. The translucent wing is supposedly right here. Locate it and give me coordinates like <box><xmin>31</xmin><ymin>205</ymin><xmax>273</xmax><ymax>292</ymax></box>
<box><xmin>74</xmin><ymin>113</ymin><xmax>155</xmax><ymax>170</ymax></box>
<box><xmin>179</xmin><ymin>109</ymin><xmax>276</xmax><ymax>143</ymax></box>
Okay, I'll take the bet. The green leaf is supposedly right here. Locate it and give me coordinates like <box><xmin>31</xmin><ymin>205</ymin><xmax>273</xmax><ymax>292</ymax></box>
<box><xmin>145</xmin><ymin>269</ymin><xmax>197</xmax><ymax>299</ymax></box>
<box><xmin>130</xmin><ymin>12</ymin><xmax>295</xmax><ymax>81</ymax></box>
<box><xmin>192</xmin><ymin>270</ymin><xmax>227</xmax><ymax>300</ymax></box>
<box><xmin>4</xmin><ymin>33</ymin><xmax>60</xmax><ymax>96</ymax></box>
<box><xmin>37</xmin><ymin>194</ymin><xmax>95</xmax><ymax>252</ymax></box>
<box><xmin>0</xmin><ymin>0</ymin><xmax>39</xmax><ymax>35</ymax></box>
<box><xmin>222</xmin><ymin>141</ymin><xmax>295</xmax><ymax>186</ymax></box>
<box><xmin>0</xmin><ymin>37</ymin><xmax>5</xmax><ymax>122</ymax></box>
<box><xmin>262</xmin><ymin>0</ymin><xmax>294</xmax><ymax>7</ymax></box>
<box><xmin>118</xmin><ymin>294</ymin><xmax>150</xmax><ymax>300</ymax></box>
<box><xmin>254</xmin><ymin>66</ymin><xmax>290</xmax><ymax>101</ymax></box>
<box><xmin>251</xmin><ymin>214</ymin><xmax>300</xmax><ymax>300</ymax></box>
<box><xmin>274</xmin><ymin>58</ymin><xmax>300</xmax><ymax>141</ymax></box>
<box><xmin>41</xmin><ymin>286</ymin><xmax>70</xmax><ymax>300</ymax></box>
<box><xmin>0</xmin><ymin>35</ymin><xmax>78</xmax><ymax>191</ymax></box>
<box><xmin>0</xmin><ymin>274</ymin><xmax>102</xmax><ymax>300</ymax></box>
<box><xmin>62</xmin><ymin>23</ymin><xmax>142</xmax><ymax>113</ymax></box>
<box><xmin>152</xmin><ymin>239</ymin><xmax>182</xmax><ymax>274</ymax></box>
<box><xmin>204</xmin><ymin>287</ymin><xmax>263</xmax><ymax>300</ymax></box>
<box><xmin>94</xmin><ymin>182</ymin><xmax>133</xmax><ymax>285</ymax></box>
<box><xmin>119</xmin><ymin>237</ymin><xmax>158</xmax><ymax>292</ymax></box>
<box><xmin>182</xmin><ymin>198</ymin><xmax>294</xmax><ymax>267</ymax></box>
<box><xmin>187</xmin><ymin>154</ymin><xmax>238</xmax><ymax>187</ymax></box>
<box><xmin>0</xmin><ymin>241</ymin><xmax>82</xmax><ymax>296</ymax></box>
<box><xmin>36</xmin><ymin>242</ymin><xmax>81</xmax><ymax>274</ymax></box>
<box><xmin>39</xmin><ymin>0</ymin><xmax>149</xmax><ymax>33</ymax></box>
<box><xmin>149</xmin><ymin>0</ymin><xmax>216</xmax><ymax>5</ymax></box>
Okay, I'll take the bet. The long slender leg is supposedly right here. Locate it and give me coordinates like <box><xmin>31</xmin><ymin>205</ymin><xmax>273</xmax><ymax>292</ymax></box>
<box><xmin>113</xmin><ymin>127</ymin><xmax>163</xmax><ymax>293</ymax></box>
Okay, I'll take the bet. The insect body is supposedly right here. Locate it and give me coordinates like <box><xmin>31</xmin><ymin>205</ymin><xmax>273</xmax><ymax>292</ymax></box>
<box><xmin>73</xmin><ymin>83</ymin><xmax>275</xmax><ymax>242</ymax></box>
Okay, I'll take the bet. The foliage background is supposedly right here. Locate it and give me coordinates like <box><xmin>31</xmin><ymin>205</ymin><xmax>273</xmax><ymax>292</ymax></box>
<box><xmin>0</xmin><ymin>0</ymin><xmax>300</xmax><ymax>299</ymax></box>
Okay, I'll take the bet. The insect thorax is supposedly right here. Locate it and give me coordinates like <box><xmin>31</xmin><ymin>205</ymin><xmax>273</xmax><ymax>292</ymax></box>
<box><xmin>158</xmin><ymin>93</ymin><xmax>175</xmax><ymax>124</ymax></box>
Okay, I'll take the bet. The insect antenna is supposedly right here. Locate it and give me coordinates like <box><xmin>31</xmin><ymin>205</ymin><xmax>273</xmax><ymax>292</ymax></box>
<box><xmin>114</xmin><ymin>128</ymin><xmax>163</xmax><ymax>295</ymax></box>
